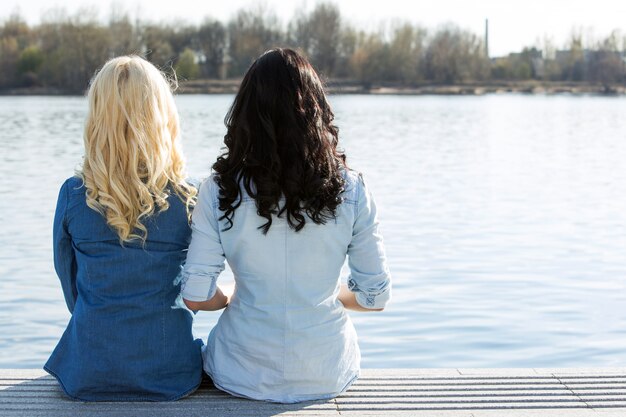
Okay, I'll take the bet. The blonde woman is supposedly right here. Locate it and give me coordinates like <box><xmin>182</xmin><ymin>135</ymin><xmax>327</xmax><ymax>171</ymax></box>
<box><xmin>44</xmin><ymin>56</ymin><xmax>202</xmax><ymax>401</ymax></box>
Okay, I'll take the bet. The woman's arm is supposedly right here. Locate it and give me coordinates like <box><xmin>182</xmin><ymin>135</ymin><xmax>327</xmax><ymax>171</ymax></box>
<box><xmin>180</xmin><ymin>178</ymin><xmax>227</xmax><ymax>311</ymax></box>
<box><xmin>344</xmin><ymin>174</ymin><xmax>391</xmax><ymax>311</ymax></box>
<box><xmin>53</xmin><ymin>180</ymin><xmax>78</xmax><ymax>313</ymax></box>
<box><xmin>338</xmin><ymin>283</ymin><xmax>384</xmax><ymax>312</ymax></box>
<box><xmin>184</xmin><ymin>286</ymin><xmax>229</xmax><ymax>311</ymax></box>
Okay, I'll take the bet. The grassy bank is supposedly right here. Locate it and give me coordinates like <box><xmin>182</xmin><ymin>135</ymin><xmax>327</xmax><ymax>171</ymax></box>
<box><xmin>2</xmin><ymin>80</ymin><xmax>625</xmax><ymax>96</ymax></box>
<box><xmin>178</xmin><ymin>79</ymin><xmax>626</xmax><ymax>95</ymax></box>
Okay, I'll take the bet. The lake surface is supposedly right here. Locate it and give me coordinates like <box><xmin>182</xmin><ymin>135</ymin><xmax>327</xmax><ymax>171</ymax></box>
<box><xmin>1</xmin><ymin>94</ymin><xmax>625</xmax><ymax>368</ymax></box>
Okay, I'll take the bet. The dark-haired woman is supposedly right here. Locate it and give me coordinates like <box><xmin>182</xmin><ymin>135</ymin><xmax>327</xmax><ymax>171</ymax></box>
<box><xmin>179</xmin><ymin>48</ymin><xmax>391</xmax><ymax>403</ymax></box>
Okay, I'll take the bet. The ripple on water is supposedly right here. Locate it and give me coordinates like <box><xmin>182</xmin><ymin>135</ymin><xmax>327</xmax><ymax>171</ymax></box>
<box><xmin>1</xmin><ymin>94</ymin><xmax>626</xmax><ymax>368</ymax></box>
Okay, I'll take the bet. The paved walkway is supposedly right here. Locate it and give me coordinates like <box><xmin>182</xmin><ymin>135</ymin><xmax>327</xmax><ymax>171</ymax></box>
<box><xmin>1</xmin><ymin>368</ymin><xmax>625</xmax><ymax>416</ymax></box>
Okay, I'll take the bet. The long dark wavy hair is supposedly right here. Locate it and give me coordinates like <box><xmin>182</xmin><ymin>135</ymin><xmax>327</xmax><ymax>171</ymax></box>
<box><xmin>213</xmin><ymin>48</ymin><xmax>347</xmax><ymax>234</ymax></box>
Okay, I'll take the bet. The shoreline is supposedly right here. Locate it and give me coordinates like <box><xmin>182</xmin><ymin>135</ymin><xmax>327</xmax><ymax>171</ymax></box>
<box><xmin>2</xmin><ymin>80</ymin><xmax>625</xmax><ymax>96</ymax></box>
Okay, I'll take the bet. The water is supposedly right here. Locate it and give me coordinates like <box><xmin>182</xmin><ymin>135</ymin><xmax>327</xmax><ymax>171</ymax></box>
<box><xmin>1</xmin><ymin>94</ymin><xmax>625</xmax><ymax>368</ymax></box>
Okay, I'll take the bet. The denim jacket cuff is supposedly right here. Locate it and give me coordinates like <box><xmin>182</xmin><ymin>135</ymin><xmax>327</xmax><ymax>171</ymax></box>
<box><xmin>179</xmin><ymin>270</ymin><xmax>218</xmax><ymax>302</ymax></box>
<box><xmin>355</xmin><ymin>288</ymin><xmax>391</xmax><ymax>309</ymax></box>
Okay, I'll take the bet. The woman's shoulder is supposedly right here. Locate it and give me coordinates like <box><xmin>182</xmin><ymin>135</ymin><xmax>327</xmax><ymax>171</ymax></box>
<box><xmin>196</xmin><ymin>175</ymin><xmax>220</xmax><ymax>207</ymax></box>
<box><xmin>58</xmin><ymin>177</ymin><xmax>87</xmax><ymax>211</ymax></box>
<box><xmin>61</xmin><ymin>176</ymin><xmax>85</xmax><ymax>195</ymax></box>
<box><xmin>341</xmin><ymin>168</ymin><xmax>366</xmax><ymax>203</ymax></box>
<box><xmin>342</xmin><ymin>167</ymin><xmax>368</xmax><ymax>186</ymax></box>
<box><xmin>197</xmin><ymin>175</ymin><xmax>218</xmax><ymax>194</ymax></box>
<box><xmin>183</xmin><ymin>176</ymin><xmax>201</xmax><ymax>190</ymax></box>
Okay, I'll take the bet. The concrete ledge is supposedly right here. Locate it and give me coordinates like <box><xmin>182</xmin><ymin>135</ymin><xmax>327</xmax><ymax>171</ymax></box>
<box><xmin>1</xmin><ymin>368</ymin><xmax>625</xmax><ymax>416</ymax></box>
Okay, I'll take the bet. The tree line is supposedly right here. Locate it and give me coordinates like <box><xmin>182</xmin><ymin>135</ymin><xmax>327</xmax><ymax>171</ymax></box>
<box><xmin>1</xmin><ymin>3</ymin><xmax>625</xmax><ymax>93</ymax></box>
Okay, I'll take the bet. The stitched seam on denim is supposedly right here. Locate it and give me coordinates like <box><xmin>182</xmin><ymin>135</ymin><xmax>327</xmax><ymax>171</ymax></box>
<box><xmin>161</xmin><ymin>304</ymin><xmax>166</xmax><ymax>357</ymax></box>
<box><xmin>208</xmin><ymin>178</ymin><xmax>220</xmax><ymax>223</ymax></box>
<box><xmin>354</xmin><ymin>174</ymin><xmax>362</xmax><ymax>220</ymax></box>
<box><xmin>62</xmin><ymin>179</ymin><xmax>70</xmax><ymax>230</ymax></box>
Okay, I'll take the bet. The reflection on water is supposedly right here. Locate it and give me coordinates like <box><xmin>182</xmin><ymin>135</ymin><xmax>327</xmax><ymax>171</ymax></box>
<box><xmin>1</xmin><ymin>94</ymin><xmax>625</xmax><ymax>368</ymax></box>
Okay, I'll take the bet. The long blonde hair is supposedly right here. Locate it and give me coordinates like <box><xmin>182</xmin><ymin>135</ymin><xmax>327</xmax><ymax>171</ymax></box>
<box><xmin>80</xmin><ymin>55</ymin><xmax>196</xmax><ymax>242</ymax></box>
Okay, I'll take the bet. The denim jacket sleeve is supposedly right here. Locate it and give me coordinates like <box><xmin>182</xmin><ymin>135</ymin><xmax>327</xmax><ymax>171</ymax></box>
<box><xmin>180</xmin><ymin>178</ymin><xmax>226</xmax><ymax>302</ymax></box>
<box><xmin>53</xmin><ymin>180</ymin><xmax>77</xmax><ymax>313</ymax></box>
<box><xmin>346</xmin><ymin>174</ymin><xmax>391</xmax><ymax>309</ymax></box>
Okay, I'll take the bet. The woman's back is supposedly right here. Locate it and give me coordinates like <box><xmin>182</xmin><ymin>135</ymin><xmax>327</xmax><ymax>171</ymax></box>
<box><xmin>45</xmin><ymin>177</ymin><xmax>202</xmax><ymax>401</ymax></box>
<box><xmin>180</xmin><ymin>48</ymin><xmax>391</xmax><ymax>403</ymax></box>
<box><xmin>45</xmin><ymin>55</ymin><xmax>202</xmax><ymax>401</ymax></box>
<box><xmin>182</xmin><ymin>171</ymin><xmax>389</xmax><ymax>402</ymax></box>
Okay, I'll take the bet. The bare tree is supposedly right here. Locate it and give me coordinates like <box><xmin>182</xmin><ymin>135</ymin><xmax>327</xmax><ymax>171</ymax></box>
<box><xmin>0</xmin><ymin>12</ymin><xmax>32</xmax><ymax>88</ymax></box>
<box><xmin>107</xmin><ymin>8</ymin><xmax>141</xmax><ymax>57</ymax></box>
<box><xmin>289</xmin><ymin>3</ymin><xmax>341</xmax><ymax>77</ymax></box>
<box><xmin>196</xmin><ymin>19</ymin><xmax>226</xmax><ymax>78</ymax></box>
<box><xmin>141</xmin><ymin>24</ymin><xmax>176</xmax><ymax>70</ymax></box>
<box><xmin>587</xmin><ymin>32</ymin><xmax>624</xmax><ymax>84</ymax></box>
<box><xmin>227</xmin><ymin>5</ymin><xmax>283</xmax><ymax>77</ymax></box>
<box><xmin>2</xmin><ymin>5</ymin><xmax>626</xmax><ymax>90</ymax></box>
<box><xmin>424</xmin><ymin>24</ymin><xmax>489</xmax><ymax>83</ymax></box>
<box><xmin>37</xmin><ymin>9</ymin><xmax>110</xmax><ymax>92</ymax></box>
<box><xmin>387</xmin><ymin>23</ymin><xmax>427</xmax><ymax>83</ymax></box>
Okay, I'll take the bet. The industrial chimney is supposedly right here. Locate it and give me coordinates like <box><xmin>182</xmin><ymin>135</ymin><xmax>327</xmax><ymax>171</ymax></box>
<box><xmin>485</xmin><ymin>19</ymin><xmax>489</xmax><ymax>58</ymax></box>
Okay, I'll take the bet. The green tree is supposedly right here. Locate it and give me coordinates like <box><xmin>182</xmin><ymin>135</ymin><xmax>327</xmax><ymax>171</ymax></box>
<box><xmin>175</xmin><ymin>47</ymin><xmax>199</xmax><ymax>80</ymax></box>
<box><xmin>17</xmin><ymin>45</ymin><xmax>44</xmax><ymax>73</ymax></box>
<box><xmin>17</xmin><ymin>45</ymin><xmax>44</xmax><ymax>86</ymax></box>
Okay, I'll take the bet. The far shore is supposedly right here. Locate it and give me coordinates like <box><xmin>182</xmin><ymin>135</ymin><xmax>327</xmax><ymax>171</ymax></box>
<box><xmin>2</xmin><ymin>80</ymin><xmax>626</xmax><ymax>96</ymax></box>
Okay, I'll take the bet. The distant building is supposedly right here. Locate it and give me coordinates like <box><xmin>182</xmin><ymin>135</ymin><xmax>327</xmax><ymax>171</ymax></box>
<box><xmin>491</xmin><ymin>49</ymin><xmax>544</xmax><ymax>79</ymax></box>
<box><xmin>491</xmin><ymin>44</ymin><xmax>625</xmax><ymax>82</ymax></box>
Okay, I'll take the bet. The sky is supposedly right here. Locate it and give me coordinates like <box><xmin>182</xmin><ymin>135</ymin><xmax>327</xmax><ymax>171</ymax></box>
<box><xmin>2</xmin><ymin>0</ymin><xmax>626</xmax><ymax>57</ymax></box>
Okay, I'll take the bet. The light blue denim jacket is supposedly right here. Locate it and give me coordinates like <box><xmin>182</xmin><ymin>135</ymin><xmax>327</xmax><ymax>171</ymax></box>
<box><xmin>45</xmin><ymin>177</ymin><xmax>203</xmax><ymax>401</ymax></box>
<box><xmin>180</xmin><ymin>169</ymin><xmax>391</xmax><ymax>403</ymax></box>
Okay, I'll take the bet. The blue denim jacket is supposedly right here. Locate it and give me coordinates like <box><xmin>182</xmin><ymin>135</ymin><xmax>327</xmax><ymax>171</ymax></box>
<box><xmin>44</xmin><ymin>177</ymin><xmax>203</xmax><ymax>401</ymax></box>
<box><xmin>180</xmin><ymin>169</ymin><xmax>391</xmax><ymax>403</ymax></box>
